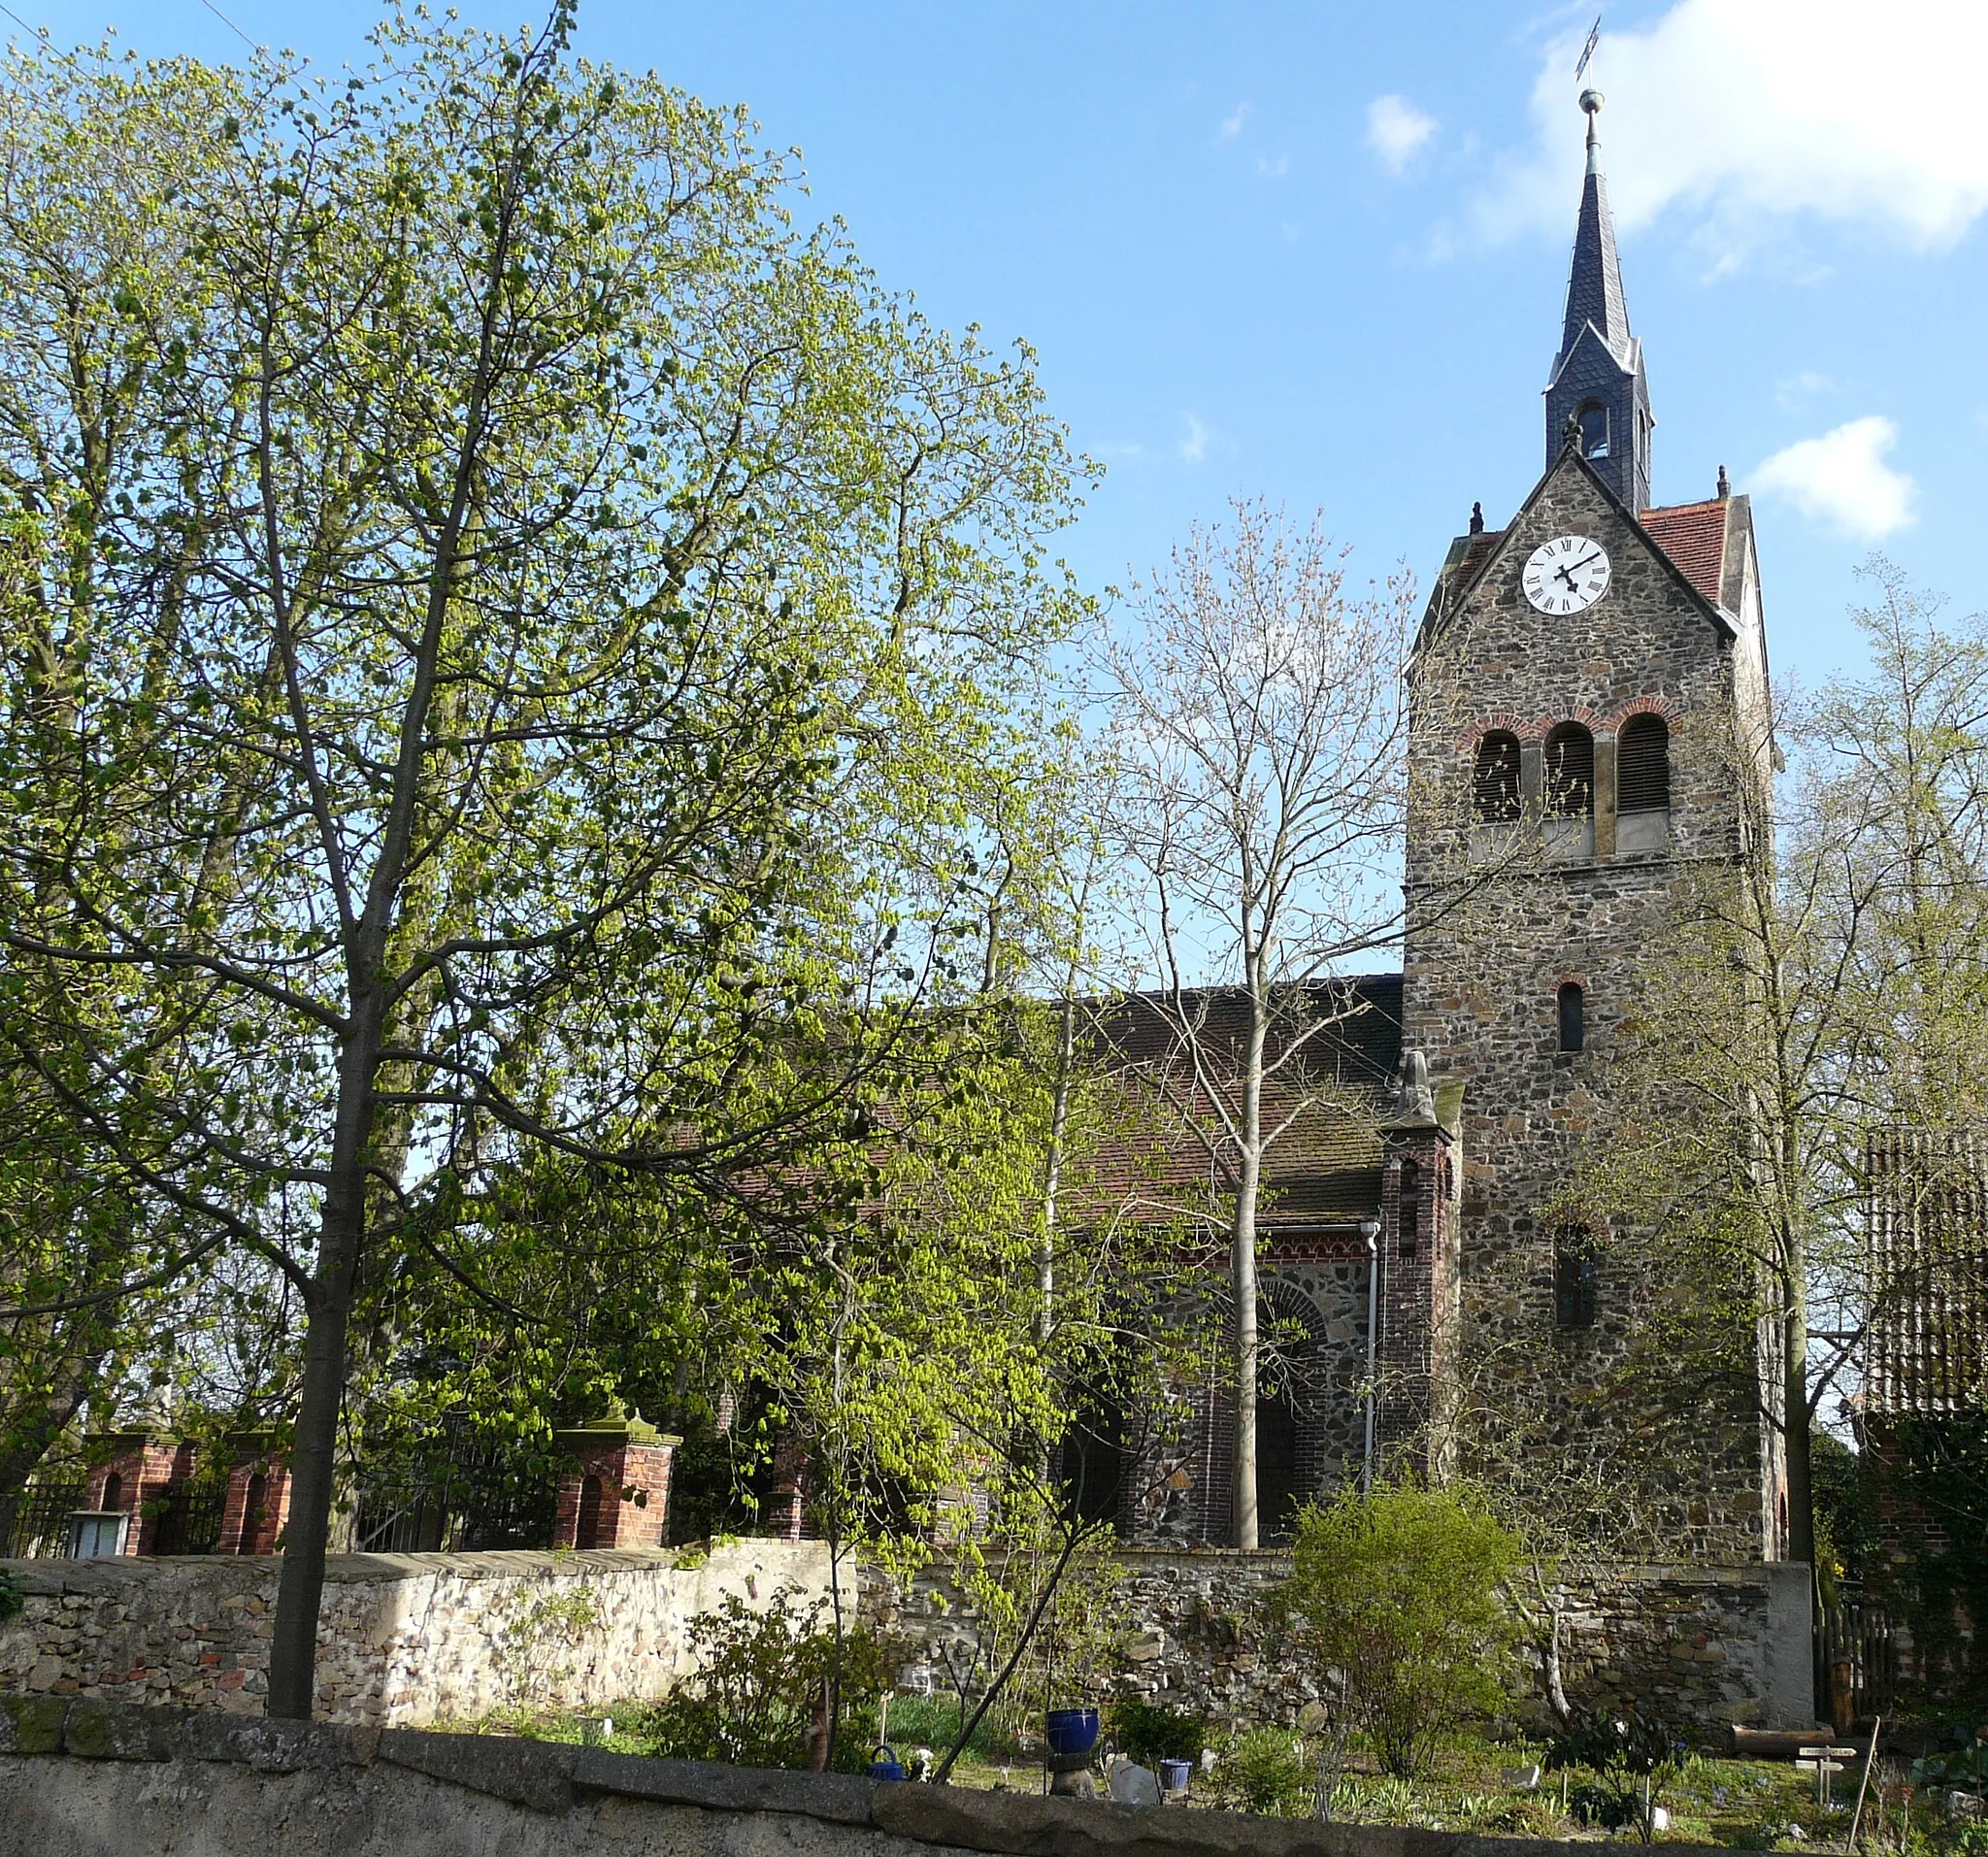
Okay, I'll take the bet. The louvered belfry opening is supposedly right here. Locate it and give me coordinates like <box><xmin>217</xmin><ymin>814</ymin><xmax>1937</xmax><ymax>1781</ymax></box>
<box><xmin>1617</xmin><ymin>713</ymin><xmax>1671</xmax><ymax>812</ymax></box>
<box><xmin>1543</xmin><ymin>722</ymin><xmax>1594</xmax><ymax>818</ymax></box>
<box><xmin>1473</xmin><ymin>730</ymin><xmax>1522</xmax><ymax>822</ymax></box>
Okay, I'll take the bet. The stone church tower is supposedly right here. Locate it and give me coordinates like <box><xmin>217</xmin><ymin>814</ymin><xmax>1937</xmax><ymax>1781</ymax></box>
<box><xmin>1398</xmin><ymin>90</ymin><xmax>1783</xmax><ymax>1559</ymax></box>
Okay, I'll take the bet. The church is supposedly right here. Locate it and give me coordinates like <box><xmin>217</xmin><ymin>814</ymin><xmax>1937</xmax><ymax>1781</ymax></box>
<box><xmin>1090</xmin><ymin>90</ymin><xmax>1785</xmax><ymax>1566</ymax></box>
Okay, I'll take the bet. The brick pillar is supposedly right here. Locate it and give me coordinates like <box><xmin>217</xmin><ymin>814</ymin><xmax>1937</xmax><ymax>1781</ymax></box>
<box><xmin>552</xmin><ymin>1418</ymin><xmax>679</xmax><ymax>1549</ymax></box>
<box><xmin>763</xmin><ymin>1433</ymin><xmax>811</xmax><ymax>1542</ymax></box>
<box><xmin>89</xmin><ymin>1434</ymin><xmax>196</xmax><ymax>1556</ymax></box>
<box><xmin>1374</xmin><ymin>1095</ymin><xmax>1462</xmax><ymax>1480</ymax></box>
<box><xmin>215</xmin><ymin>1440</ymin><xmax>291</xmax><ymax>1555</ymax></box>
<box><xmin>82</xmin><ymin>1435</ymin><xmax>149</xmax><ymax>1556</ymax></box>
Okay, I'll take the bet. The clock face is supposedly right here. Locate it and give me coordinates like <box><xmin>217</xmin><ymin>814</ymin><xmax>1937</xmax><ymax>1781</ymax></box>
<box><xmin>1522</xmin><ymin>535</ymin><xmax>1611</xmax><ymax>614</ymax></box>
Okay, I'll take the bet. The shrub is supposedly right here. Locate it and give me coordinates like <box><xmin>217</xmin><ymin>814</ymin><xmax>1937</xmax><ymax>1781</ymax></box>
<box><xmin>634</xmin><ymin>1589</ymin><xmax>887</xmax><ymax>1771</ymax></box>
<box><xmin>1544</xmin><ymin>1707</ymin><xmax>1683</xmax><ymax>1843</ymax></box>
<box><xmin>1281</xmin><ymin>1481</ymin><xmax>1521</xmax><ymax>1778</ymax></box>
<box><xmin>1211</xmin><ymin>1726</ymin><xmax>1311</xmax><ymax>1816</ymax></box>
<box><xmin>0</xmin><ymin>1568</ymin><xmax>20</xmax><ymax>1620</ymax></box>
<box><xmin>1110</xmin><ymin>1698</ymin><xmax>1210</xmax><ymax>1768</ymax></box>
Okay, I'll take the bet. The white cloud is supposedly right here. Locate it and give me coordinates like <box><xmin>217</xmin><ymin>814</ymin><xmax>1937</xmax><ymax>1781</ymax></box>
<box><xmin>1471</xmin><ymin>0</ymin><xmax>1988</xmax><ymax>258</ymax></box>
<box><xmin>1257</xmin><ymin>153</ymin><xmax>1291</xmax><ymax>180</ymax></box>
<box><xmin>1367</xmin><ymin>94</ymin><xmax>1436</xmax><ymax>175</ymax></box>
<box><xmin>1220</xmin><ymin>102</ymin><xmax>1250</xmax><ymax>141</ymax></box>
<box><xmin>1752</xmin><ymin>416</ymin><xmax>1916</xmax><ymax>540</ymax></box>
<box><xmin>1178</xmin><ymin>415</ymin><xmax>1209</xmax><ymax>465</ymax></box>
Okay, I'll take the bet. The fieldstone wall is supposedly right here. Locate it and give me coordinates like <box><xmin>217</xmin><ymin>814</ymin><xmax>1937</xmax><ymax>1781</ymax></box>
<box><xmin>1405</xmin><ymin>452</ymin><xmax>1777</xmax><ymax>1560</ymax></box>
<box><xmin>0</xmin><ymin>1539</ymin><xmax>830</xmax><ymax>1725</ymax></box>
<box><xmin>878</xmin><ymin>1548</ymin><xmax>1813</xmax><ymax>1731</ymax></box>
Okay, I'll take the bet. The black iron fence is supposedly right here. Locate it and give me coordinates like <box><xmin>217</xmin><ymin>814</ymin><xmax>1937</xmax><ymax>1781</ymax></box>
<box><xmin>351</xmin><ymin>1423</ymin><xmax>557</xmax><ymax>1554</ymax></box>
<box><xmin>3</xmin><ymin>1476</ymin><xmax>88</xmax><ymax>1558</ymax></box>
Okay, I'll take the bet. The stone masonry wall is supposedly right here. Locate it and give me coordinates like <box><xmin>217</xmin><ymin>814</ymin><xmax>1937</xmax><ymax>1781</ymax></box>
<box><xmin>1405</xmin><ymin>453</ymin><xmax>1775</xmax><ymax>1559</ymax></box>
<box><xmin>0</xmin><ymin>1540</ymin><xmax>830</xmax><ymax>1725</ymax></box>
<box><xmin>876</xmin><ymin>1547</ymin><xmax>1812</xmax><ymax>1732</ymax></box>
<box><xmin>0</xmin><ymin>1697</ymin><xmax>1675</xmax><ymax>1857</ymax></box>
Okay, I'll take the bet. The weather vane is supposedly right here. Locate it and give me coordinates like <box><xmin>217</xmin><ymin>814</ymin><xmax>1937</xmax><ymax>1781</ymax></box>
<box><xmin>1574</xmin><ymin>15</ymin><xmax>1601</xmax><ymax>81</ymax></box>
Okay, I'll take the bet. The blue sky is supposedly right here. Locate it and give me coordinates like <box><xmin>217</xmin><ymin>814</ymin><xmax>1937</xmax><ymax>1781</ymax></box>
<box><xmin>18</xmin><ymin>0</ymin><xmax>1988</xmax><ymax>690</ymax></box>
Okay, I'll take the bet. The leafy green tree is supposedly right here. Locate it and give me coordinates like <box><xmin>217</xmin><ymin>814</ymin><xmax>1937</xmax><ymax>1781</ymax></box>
<box><xmin>0</xmin><ymin>12</ymin><xmax>1091</xmax><ymax>1712</ymax></box>
<box><xmin>1282</xmin><ymin>1481</ymin><xmax>1521</xmax><ymax>1778</ymax></box>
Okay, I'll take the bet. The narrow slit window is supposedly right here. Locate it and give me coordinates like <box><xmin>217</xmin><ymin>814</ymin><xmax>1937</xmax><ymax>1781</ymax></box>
<box><xmin>1473</xmin><ymin>731</ymin><xmax>1522</xmax><ymax>822</ymax></box>
<box><xmin>1617</xmin><ymin>713</ymin><xmax>1671</xmax><ymax>812</ymax></box>
<box><xmin>1543</xmin><ymin>723</ymin><xmax>1594</xmax><ymax>818</ymax></box>
<box><xmin>1398</xmin><ymin>1158</ymin><xmax>1421</xmax><ymax>1261</ymax></box>
<box><xmin>1554</xmin><ymin>1222</ymin><xmax>1600</xmax><ymax>1328</ymax></box>
<box><xmin>1557</xmin><ymin>981</ymin><xmax>1585</xmax><ymax>1053</ymax></box>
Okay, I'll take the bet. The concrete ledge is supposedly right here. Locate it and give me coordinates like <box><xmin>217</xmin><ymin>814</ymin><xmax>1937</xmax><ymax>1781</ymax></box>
<box><xmin>0</xmin><ymin>1698</ymin><xmax>1718</xmax><ymax>1857</ymax></box>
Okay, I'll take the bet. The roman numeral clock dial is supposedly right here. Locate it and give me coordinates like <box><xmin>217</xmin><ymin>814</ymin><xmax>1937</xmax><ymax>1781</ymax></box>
<box><xmin>1522</xmin><ymin>535</ymin><xmax>1611</xmax><ymax>614</ymax></box>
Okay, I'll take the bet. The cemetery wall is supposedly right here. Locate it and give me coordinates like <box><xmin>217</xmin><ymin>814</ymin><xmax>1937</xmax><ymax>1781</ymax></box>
<box><xmin>0</xmin><ymin>1539</ymin><xmax>830</xmax><ymax>1726</ymax></box>
<box><xmin>876</xmin><ymin>1548</ymin><xmax>1814</xmax><ymax>1731</ymax></box>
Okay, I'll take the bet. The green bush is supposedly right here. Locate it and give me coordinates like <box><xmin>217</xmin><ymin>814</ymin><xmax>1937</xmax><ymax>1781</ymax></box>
<box><xmin>632</xmin><ymin>1589</ymin><xmax>886</xmax><ymax>1772</ymax></box>
<box><xmin>1109</xmin><ymin>1699</ymin><xmax>1209</xmax><ymax>1767</ymax></box>
<box><xmin>1281</xmin><ymin>1481</ymin><xmax>1521</xmax><ymax>1779</ymax></box>
<box><xmin>0</xmin><ymin>1568</ymin><xmax>20</xmax><ymax>1620</ymax></box>
<box><xmin>1211</xmin><ymin>1726</ymin><xmax>1311</xmax><ymax>1816</ymax></box>
<box><xmin>1544</xmin><ymin>1707</ymin><xmax>1683</xmax><ymax>1843</ymax></box>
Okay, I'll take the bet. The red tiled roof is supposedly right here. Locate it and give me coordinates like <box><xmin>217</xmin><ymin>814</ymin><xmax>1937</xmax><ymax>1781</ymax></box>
<box><xmin>1639</xmin><ymin>499</ymin><xmax>1729</xmax><ymax>608</ymax></box>
<box><xmin>1454</xmin><ymin>530</ymin><xmax>1503</xmax><ymax>590</ymax></box>
<box><xmin>1071</xmin><ymin>978</ymin><xmax>1403</xmax><ymax>1232</ymax></box>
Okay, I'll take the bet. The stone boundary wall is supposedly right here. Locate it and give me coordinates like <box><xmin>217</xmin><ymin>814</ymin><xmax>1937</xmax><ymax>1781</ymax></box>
<box><xmin>0</xmin><ymin>1539</ymin><xmax>830</xmax><ymax>1726</ymax></box>
<box><xmin>0</xmin><ymin>1696</ymin><xmax>1691</xmax><ymax>1857</ymax></box>
<box><xmin>878</xmin><ymin>1550</ymin><xmax>1813</xmax><ymax>1731</ymax></box>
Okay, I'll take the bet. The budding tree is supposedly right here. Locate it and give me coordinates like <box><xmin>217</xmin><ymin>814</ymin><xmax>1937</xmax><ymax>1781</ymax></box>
<box><xmin>1098</xmin><ymin>502</ymin><xmax>1414</xmax><ymax>1547</ymax></box>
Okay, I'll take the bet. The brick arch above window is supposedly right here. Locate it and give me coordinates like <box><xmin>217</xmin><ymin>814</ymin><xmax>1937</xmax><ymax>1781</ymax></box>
<box><xmin>1456</xmin><ymin>713</ymin><xmax>1543</xmax><ymax>751</ymax></box>
<box><xmin>1605</xmin><ymin>694</ymin><xmax>1684</xmax><ymax>736</ymax></box>
<box><xmin>1543</xmin><ymin>703</ymin><xmax>1606</xmax><ymax>737</ymax></box>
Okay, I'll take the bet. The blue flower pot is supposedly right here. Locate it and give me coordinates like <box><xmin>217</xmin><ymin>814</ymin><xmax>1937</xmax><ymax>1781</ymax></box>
<box><xmin>1044</xmin><ymin>1708</ymin><xmax>1100</xmax><ymax>1756</ymax></box>
<box><xmin>1159</xmin><ymin>1759</ymin><xmax>1192</xmax><ymax>1794</ymax></box>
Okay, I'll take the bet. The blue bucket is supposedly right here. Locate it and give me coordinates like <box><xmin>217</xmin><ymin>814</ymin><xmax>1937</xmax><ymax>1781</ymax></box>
<box><xmin>1044</xmin><ymin>1708</ymin><xmax>1100</xmax><ymax>1757</ymax></box>
<box><xmin>1159</xmin><ymin>1758</ymin><xmax>1192</xmax><ymax>1794</ymax></box>
<box><xmin>869</xmin><ymin>1743</ymin><xmax>907</xmax><ymax>1781</ymax></box>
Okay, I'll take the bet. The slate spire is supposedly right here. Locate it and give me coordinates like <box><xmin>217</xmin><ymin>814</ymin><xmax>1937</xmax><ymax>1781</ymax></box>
<box><xmin>1544</xmin><ymin>89</ymin><xmax>1653</xmax><ymax>512</ymax></box>
<box><xmin>1559</xmin><ymin>92</ymin><xmax>1632</xmax><ymax>368</ymax></box>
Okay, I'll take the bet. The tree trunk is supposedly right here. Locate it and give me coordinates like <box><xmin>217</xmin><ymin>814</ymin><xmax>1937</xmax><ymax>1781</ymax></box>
<box><xmin>1232</xmin><ymin>980</ymin><xmax>1268</xmax><ymax>1551</ymax></box>
<box><xmin>1780</xmin><ymin>1227</ymin><xmax>1814</xmax><ymax>1568</ymax></box>
<box><xmin>266</xmin><ymin>1000</ymin><xmax>382</xmax><ymax>1718</ymax></box>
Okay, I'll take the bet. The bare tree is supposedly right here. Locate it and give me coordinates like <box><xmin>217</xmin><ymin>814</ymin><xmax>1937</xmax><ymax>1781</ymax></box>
<box><xmin>1097</xmin><ymin>502</ymin><xmax>1415</xmax><ymax>1547</ymax></box>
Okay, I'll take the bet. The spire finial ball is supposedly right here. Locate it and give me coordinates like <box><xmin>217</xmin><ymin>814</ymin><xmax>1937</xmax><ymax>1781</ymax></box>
<box><xmin>1579</xmin><ymin>87</ymin><xmax>1605</xmax><ymax>116</ymax></box>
